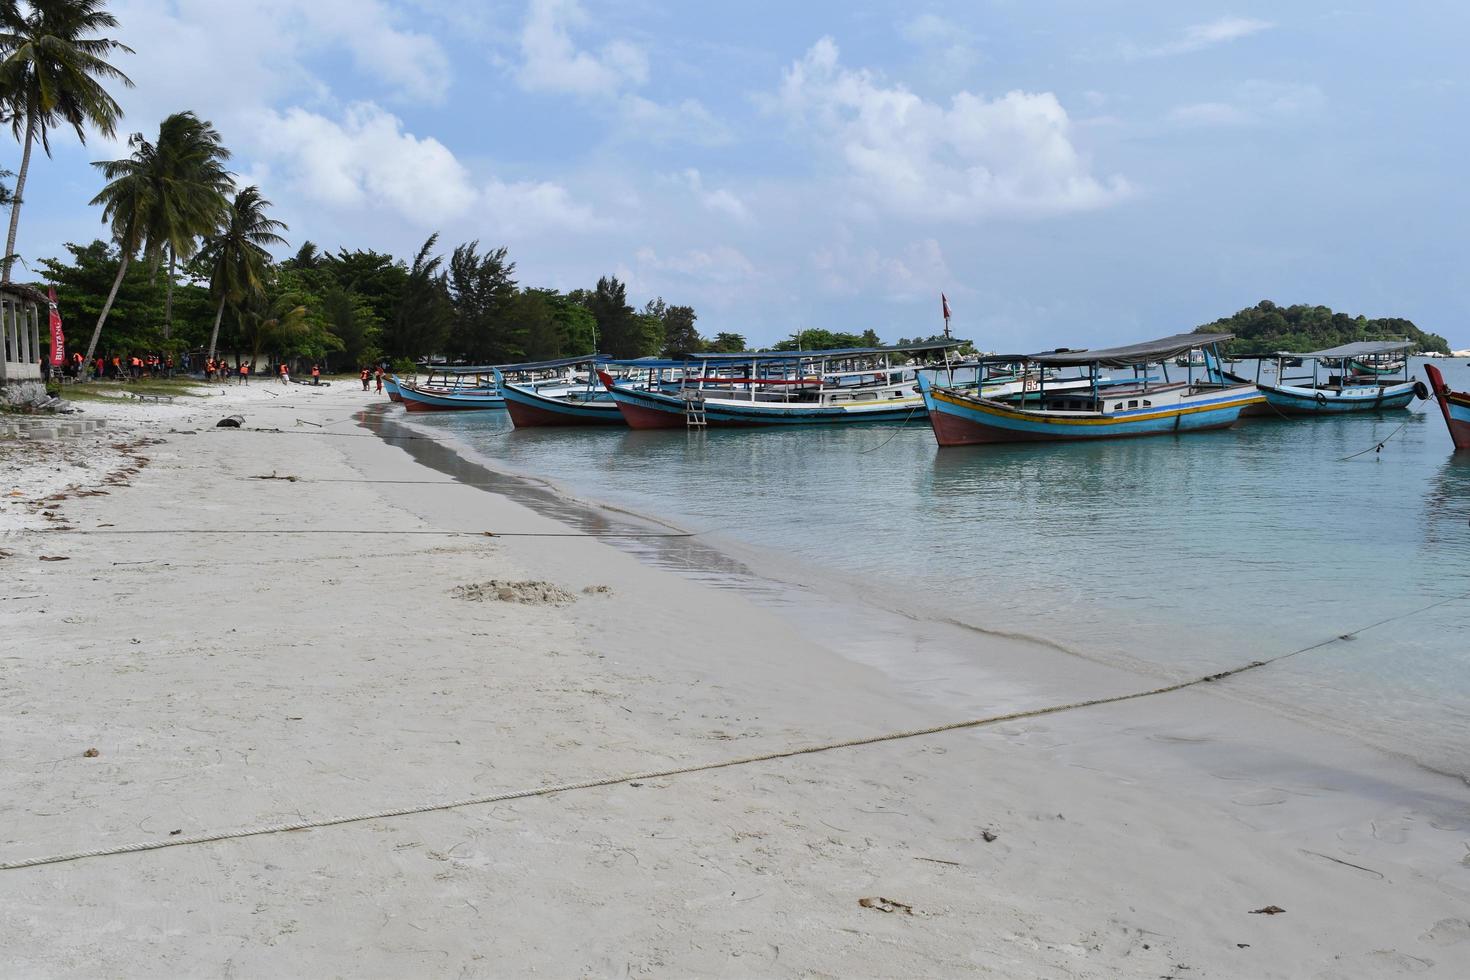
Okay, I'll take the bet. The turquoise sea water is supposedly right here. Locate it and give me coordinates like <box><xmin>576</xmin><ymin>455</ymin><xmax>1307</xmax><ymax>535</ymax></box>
<box><xmin>401</xmin><ymin>358</ymin><xmax>1470</xmax><ymax>774</ymax></box>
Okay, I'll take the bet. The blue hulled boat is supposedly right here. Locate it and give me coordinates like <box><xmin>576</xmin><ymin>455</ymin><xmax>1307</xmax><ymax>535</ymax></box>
<box><xmin>918</xmin><ymin>332</ymin><xmax>1261</xmax><ymax>446</ymax></box>
<box><xmin>1252</xmin><ymin>341</ymin><xmax>1425</xmax><ymax>415</ymax></box>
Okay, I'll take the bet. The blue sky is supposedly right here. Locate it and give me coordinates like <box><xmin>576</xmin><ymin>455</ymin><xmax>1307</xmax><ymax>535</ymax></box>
<box><xmin>11</xmin><ymin>0</ymin><xmax>1469</xmax><ymax>348</ymax></box>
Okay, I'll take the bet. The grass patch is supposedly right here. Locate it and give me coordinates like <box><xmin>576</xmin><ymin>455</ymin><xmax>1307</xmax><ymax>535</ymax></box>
<box><xmin>57</xmin><ymin>377</ymin><xmax>214</xmax><ymax>403</ymax></box>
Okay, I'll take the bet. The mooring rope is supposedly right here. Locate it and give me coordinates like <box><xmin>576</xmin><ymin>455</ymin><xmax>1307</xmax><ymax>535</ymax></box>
<box><xmin>3</xmin><ymin>589</ymin><xmax>1463</xmax><ymax>873</ymax></box>
<box><xmin>1339</xmin><ymin>418</ymin><xmax>1414</xmax><ymax>461</ymax></box>
<box><xmin>857</xmin><ymin>403</ymin><xmax>925</xmax><ymax>454</ymax></box>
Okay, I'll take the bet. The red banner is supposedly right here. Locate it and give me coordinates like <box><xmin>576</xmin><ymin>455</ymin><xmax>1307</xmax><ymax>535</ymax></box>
<box><xmin>48</xmin><ymin>287</ymin><xmax>64</xmax><ymax>366</ymax></box>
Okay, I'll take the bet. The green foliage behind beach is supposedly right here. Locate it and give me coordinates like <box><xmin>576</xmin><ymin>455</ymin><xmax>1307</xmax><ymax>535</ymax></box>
<box><xmin>1197</xmin><ymin>300</ymin><xmax>1449</xmax><ymax>355</ymax></box>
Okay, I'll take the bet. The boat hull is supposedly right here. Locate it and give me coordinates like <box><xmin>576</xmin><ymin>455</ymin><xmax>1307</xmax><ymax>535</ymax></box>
<box><xmin>384</xmin><ymin>376</ymin><xmax>404</xmax><ymax>403</ymax></box>
<box><xmin>603</xmin><ymin>380</ymin><xmax>926</xmax><ymax>429</ymax></box>
<box><xmin>397</xmin><ymin>383</ymin><xmax>506</xmax><ymax>412</ymax></box>
<box><xmin>1425</xmin><ymin>365</ymin><xmax>1470</xmax><ymax>450</ymax></box>
<box><xmin>921</xmin><ymin>383</ymin><xmax>1256</xmax><ymax>447</ymax></box>
<box><xmin>502</xmin><ymin>384</ymin><xmax>624</xmax><ymax>427</ymax></box>
<box><xmin>1257</xmin><ymin>380</ymin><xmax>1417</xmax><ymax>415</ymax></box>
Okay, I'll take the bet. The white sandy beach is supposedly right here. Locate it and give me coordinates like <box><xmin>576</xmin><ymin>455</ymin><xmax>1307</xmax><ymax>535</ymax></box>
<box><xmin>2</xmin><ymin>380</ymin><xmax>1468</xmax><ymax>978</ymax></box>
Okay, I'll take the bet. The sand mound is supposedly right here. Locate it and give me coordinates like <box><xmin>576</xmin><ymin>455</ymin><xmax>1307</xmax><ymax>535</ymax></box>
<box><xmin>451</xmin><ymin>580</ymin><xmax>577</xmax><ymax>605</ymax></box>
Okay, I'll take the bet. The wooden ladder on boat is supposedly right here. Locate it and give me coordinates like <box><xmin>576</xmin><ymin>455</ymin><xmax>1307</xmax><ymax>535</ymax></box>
<box><xmin>680</xmin><ymin>390</ymin><xmax>707</xmax><ymax>428</ymax></box>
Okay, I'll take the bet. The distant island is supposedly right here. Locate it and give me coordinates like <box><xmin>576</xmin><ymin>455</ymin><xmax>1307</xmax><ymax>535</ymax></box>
<box><xmin>1195</xmin><ymin>300</ymin><xmax>1449</xmax><ymax>355</ymax></box>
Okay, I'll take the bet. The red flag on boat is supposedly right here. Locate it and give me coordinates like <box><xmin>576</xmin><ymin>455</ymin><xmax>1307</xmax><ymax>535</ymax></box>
<box><xmin>47</xmin><ymin>287</ymin><xmax>64</xmax><ymax>367</ymax></box>
<box><xmin>941</xmin><ymin>293</ymin><xmax>951</xmax><ymax>321</ymax></box>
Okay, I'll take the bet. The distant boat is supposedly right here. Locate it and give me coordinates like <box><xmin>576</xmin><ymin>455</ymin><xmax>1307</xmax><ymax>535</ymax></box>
<box><xmin>1251</xmin><ymin>341</ymin><xmax>1424</xmax><ymax>415</ymax></box>
<box><xmin>596</xmin><ymin>342</ymin><xmax>965</xmax><ymax>429</ymax></box>
<box><xmin>917</xmin><ymin>332</ymin><xmax>1259</xmax><ymax>445</ymax></box>
<box><xmin>1425</xmin><ymin>364</ymin><xmax>1470</xmax><ymax>449</ymax></box>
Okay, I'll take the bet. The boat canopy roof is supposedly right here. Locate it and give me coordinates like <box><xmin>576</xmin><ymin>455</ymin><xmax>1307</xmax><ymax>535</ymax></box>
<box><xmin>607</xmin><ymin>340</ymin><xmax>966</xmax><ymax>369</ymax></box>
<box><xmin>1028</xmin><ymin>332</ymin><xmax>1234</xmax><ymax>368</ymax></box>
<box><xmin>422</xmin><ymin>354</ymin><xmax>610</xmax><ymax>375</ymax></box>
<box><xmin>1275</xmin><ymin>340</ymin><xmax>1414</xmax><ymax>359</ymax></box>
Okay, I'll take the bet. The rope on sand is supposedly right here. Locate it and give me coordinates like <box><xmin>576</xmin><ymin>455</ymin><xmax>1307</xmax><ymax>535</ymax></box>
<box><xmin>3</xmin><ymin>590</ymin><xmax>1463</xmax><ymax>873</ymax></box>
<box><xmin>47</xmin><ymin>525</ymin><xmax>699</xmax><ymax>540</ymax></box>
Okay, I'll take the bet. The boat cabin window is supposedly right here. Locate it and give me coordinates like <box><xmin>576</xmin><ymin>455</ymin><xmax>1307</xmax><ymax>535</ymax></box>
<box><xmin>1128</xmin><ymin>400</ymin><xmax>1138</xmax><ymax>408</ymax></box>
<box><xmin>1113</xmin><ymin>402</ymin><xmax>1124</xmax><ymax>410</ymax></box>
<box><xmin>1143</xmin><ymin>399</ymin><xmax>1152</xmax><ymax>407</ymax></box>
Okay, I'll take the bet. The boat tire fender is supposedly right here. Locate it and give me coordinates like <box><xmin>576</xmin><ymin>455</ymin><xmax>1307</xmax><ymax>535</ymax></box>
<box><xmin>1413</xmin><ymin>380</ymin><xmax>1430</xmax><ymax>401</ymax></box>
<box><xmin>1315</xmin><ymin>391</ymin><xmax>1328</xmax><ymax>406</ymax></box>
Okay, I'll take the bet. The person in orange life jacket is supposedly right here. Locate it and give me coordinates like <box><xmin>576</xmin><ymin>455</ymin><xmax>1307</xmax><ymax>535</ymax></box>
<box><xmin>311</xmin><ymin>364</ymin><xmax>320</xmax><ymax>385</ymax></box>
<box><xmin>238</xmin><ymin>362</ymin><xmax>250</xmax><ymax>385</ymax></box>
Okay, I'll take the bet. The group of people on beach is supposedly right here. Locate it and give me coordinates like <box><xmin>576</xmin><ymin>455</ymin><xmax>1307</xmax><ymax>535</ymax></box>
<box><xmin>55</xmin><ymin>352</ymin><xmax>175</xmax><ymax>381</ymax></box>
<box><xmin>360</xmin><ymin>367</ymin><xmax>385</xmax><ymax>393</ymax></box>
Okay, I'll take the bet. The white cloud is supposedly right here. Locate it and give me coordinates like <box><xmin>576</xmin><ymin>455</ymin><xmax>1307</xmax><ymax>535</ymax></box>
<box><xmin>483</xmin><ymin>177</ymin><xmax>605</xmax><ymax>234</ymax></box>
<box><xmin>900</xmin><ymin>14</ymin><xmax>980</xmax><ymax>85</ymax></box>
<box><xmin>775</xmin><ymin>37</ymin><xmax>1128</xmax><ymax>220</ymax></box>
<box><xmin>1168</xmin><ymin>102</ymin><xmax>1253</xmax><ymax>126</ymax></box>
<box><xmin>112</xmin><ymin>0</ymin><xmax>450</xmax><ymax>110</ymax></box>
<box><xmin>248</xmin><ymin>103</ymin><xmax>477</xmax><ymax>222</ymax></box>
<box><xmin>516</xmin><ymin>0</ymin><xmax>648</xmax><ymax>95</ymax></box>
<box><xmin>1169</xmin><ymin>81</ymin><xmax>1325</xmax><ymax>127</ymax></box>
<box><xmin>619</xmin><ymin>95</ymin><xmax>731</xmax><ymax>146</ymax></box>
<box><xmin>634</xmin><ymin>245</ymin><xmax>757</xmax><ymax>284</ymax></box>
<box><xmin>1134</xmin><ymin>17</ymin><xmax>1274</xmax><ymax>58</ymax></box>
<box><xmin>674</xmin><ymin>170</ymin><xmax>752</xmax><ymax>224</ymax></box>
<box><xmin>514</xmin><ymin>0</ymin><xmax>727</xmax><ymax>146</ymax></box>
<box><xmin>812</xmin><ymin>233</ymin><xmax>950</xmax><ymax>300</ymax></box>
<box><xmin>302</xmin><ymin>0</ymin><xmax>452</xmax><ymax>103</ymax></box>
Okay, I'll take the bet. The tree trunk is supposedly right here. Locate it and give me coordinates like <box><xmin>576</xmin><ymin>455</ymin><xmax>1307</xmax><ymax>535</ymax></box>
<box><xmin>206</xmin><ymin>295</ymin><xmax>226</xmax><ymax>364</ymax></box>
<box><xmin>164</xmin><ymin>247</ymin><xmax>176</xmax><ymax>340</ymax></box>
<box><xmin>83</xmin><ymin>249</ymin><xmax>131</xmax><ymax>363</ymax></box>
<box><xmin>2</xmin><ymin>115</ymin><xmax>37</xmax><ymax>283</ymax></box>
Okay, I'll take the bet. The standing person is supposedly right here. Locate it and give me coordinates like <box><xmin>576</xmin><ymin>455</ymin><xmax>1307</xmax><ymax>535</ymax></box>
<box><xmin>360</xmin><ymin>367</ymin><xmax>370</xmax><ymax>391</ymax></box>
<box><xmin>374</xmin><ymin>368</ymin><xmax>384</xmax><ymax>394</ymax></box>
<box><xmin>310</xmin><ymin>364</ymin><xmax>320</xmax><ymax>386</ymax></box>
<box><xmin>279</xmin><ymin>362</ymin><xmax>290</xmax><ymax>385</ymax></box>
<box><xmin>238</xmin><ymin>361</ymin><xmax>250</xmax><ymax>385</ymax></box>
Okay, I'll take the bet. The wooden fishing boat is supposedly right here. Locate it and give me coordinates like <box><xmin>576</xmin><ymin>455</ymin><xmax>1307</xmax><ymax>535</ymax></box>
<box><xmin>497</xmin><ymin>356</ymin><xmax>624</xmax><ymax>427</ymax></box>
<box><xmin>917</xmin><ymin>332</ymin><xmax>1258</xmax><ymax>446</ymax></box>
<box><xmin>1252</xmin><ymin>341</ymin><xmax>1424</xmax><ymax>415</ymax></box>
<box><xmin>1425</xmin><ymin>364</ymin><xmax>1470</xmax><ymax>449</ymax></box>
<box><xmin>383</xmin><ymin>375</ymin><xmax>404</xmax><ymax>402</ymax></box>
<box><xmin>397</xmin><ymin>369</ymin><xmax>504</xmax><ymax>412</ymax></box>
<box><xmin>595</xmin><ymin>342</ymin><xmax>965</xmax><ymax>429</ymax></box>
<box><xmin>397</xmin><ymin>357</ymin><xmax>598</xmax><ymax>413</ymax></box>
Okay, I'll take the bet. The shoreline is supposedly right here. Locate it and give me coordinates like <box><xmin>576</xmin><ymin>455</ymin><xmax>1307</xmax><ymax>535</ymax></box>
<box><xmin>2</xmin><ymin>382</ymin><xmax>1468</xmax><ymax>977</ymax></box>
<box><xmin>380</xmin><ymin>406</ymin><xmax>1470</xmax><ymax>779</ymax></box>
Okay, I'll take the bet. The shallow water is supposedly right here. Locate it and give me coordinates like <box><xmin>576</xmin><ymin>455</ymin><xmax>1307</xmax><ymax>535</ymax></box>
<box><xmin>399</xmin><ymin>358</ymin><xmax>1470</xmax><ymax>774</ymax></box>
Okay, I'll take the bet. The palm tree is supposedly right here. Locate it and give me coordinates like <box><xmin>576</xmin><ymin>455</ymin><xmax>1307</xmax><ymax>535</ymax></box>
<box><xmin>196</xmin><ymin>186</ymin><xmax>287</xmax><ymax>364</ymax></box>
<box><xmin>0</xmin><ymin>0</ymin><xmax>134</xmax><ymax>282</ymax></box>
<box><xmin>80</xmin><ymin>127</ymin><xmax>149</xmax><ymax>362</ymax></box>
<box><xmin>145</xmin><ymin>111</ymin><xmax>231</xmax><ymax>339</ymax></box>
<box><xmin>80</xmin><ymin>112</ymin><xmax>231</xmax><ymax>361</ymax></box>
